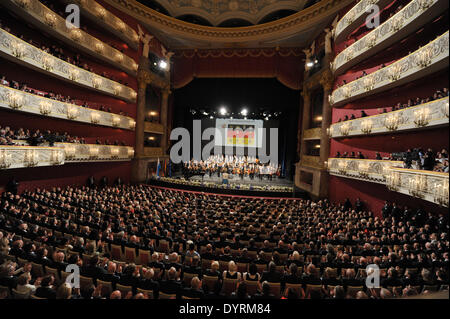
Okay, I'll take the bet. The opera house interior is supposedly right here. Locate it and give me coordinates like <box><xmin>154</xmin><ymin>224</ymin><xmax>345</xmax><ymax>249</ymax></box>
<box><xmin>0</xmin><ymin>0</ymin><xmax>448</xmax><ymax>305</ymax></box>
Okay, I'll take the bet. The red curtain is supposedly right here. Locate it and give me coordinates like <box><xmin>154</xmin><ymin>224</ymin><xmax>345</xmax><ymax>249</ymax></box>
<box><xmin>172</xmin><ymin>48</ymin><xmax>304</xmax><ymax>90</ymax></box>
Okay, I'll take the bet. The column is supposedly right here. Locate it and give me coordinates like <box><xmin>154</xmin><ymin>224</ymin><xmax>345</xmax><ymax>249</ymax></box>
<box><xmin>160</xmin><ymin>87</ymin><xmax>170</xmax><ymax>155</ymax></box>
<box><xmin>132</xmin><ymin>57</ymin><xmax>149</xmax><ymax>183</ymax></box>
<box><xmin>319</xmin><ymin>72</ymin><xmax>334</xmax><ymax>167</ymax></box>
<box><xmin>299</xmin><ymin>89</ymin><xmax>311</xmax><ymax>159</ymax></box>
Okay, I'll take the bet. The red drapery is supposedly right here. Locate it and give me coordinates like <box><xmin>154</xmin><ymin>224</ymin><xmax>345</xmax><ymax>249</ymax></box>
<box><xmin>172</xmin><ymin>48</ymin><xmax>304</xmax><ymax>90</ymax></box>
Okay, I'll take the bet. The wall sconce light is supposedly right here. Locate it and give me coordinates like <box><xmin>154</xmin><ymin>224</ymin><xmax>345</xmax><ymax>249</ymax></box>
<box><xmin>384</xmin><ymin>113</ymin><xmax>401</xmax><ymax>131</ymax></box>
<box><xmin>91</xmin><ymin>112</ymin><xmax>101</xmax><ymax>124</ymax></box>
<box><xmin>388</xmin><ymin>63</ymin><xmax>402</xmax><ymax>82</ymax></box>
<box><xmin>97</xmin><ymin>7</ymin><xmax>107</xmax><ymax>20</ymax></box>
<box><xmin>413</xmin><ymin>107</ymin><xmax>431</xmax><ymax>127</ymax></box>
<box><xmin>67</xmin><ymin>106</ymin><xmax>79</xmax><ymax>119</ymax></box>
<box><xmin>10</xmin><ymin>40</ymin><xmax>26</xmax><ymax>59</ymax></box>
<box><xmin>8</xmin><ymin>92</ymin><xmax>24</xmax><ymax>109</ymax></box>
<box><xmin>50</xmin><ymin>149</ymin><xmax>63</xmax><ymax>165</ymax></box>
<box><xmin>69</xmin><ymin>68</ymin><xmax>79</xmax><ymax>81</ymax></box>
<box><xmin>112</xmin><ymin>116</ymin><xmax>121</xmax><ymax>127</ymax></box>
<box><xmin>113</xmin><ymin>85</ymin><xmax>122</xmax><ymax>96</ymax></box>
<box><xmin>416</xmin><ymin>46</ymin><xmax>433</xmax><ymax>68</ymax></box>
<box><xmin>340</xmin><ymin>122</ymin><xmax>351</xmax><ymax>136</ymax></box>
<box><xmin>44</xmin><ymin>12</ymin><xmax>57</xmax><ymax>27</ymax></box>
<box><xmin>0</xmin><ymin>149</ymin><xmax>12</xmax><ymax>169</ymax></box>
<box><xmin>24</xmin><ymin>149</ymin><xmax>39</xmax><ymax>167</ymax></box>
<box><xmin>360</xmin><ymin>119</ymin><xmax>373</xmax><ymax>134</ymax></box>
<box><xmin>94</xmin><ymin>42</ymin><xmax>104</xmax><ymax>54</ymax></box>
<box><xmin>92</xmin><ymin>77</ymin><xmax>102</xmax><ymax>89</ymax></box>
<box><xmin>363</xmin><ymin>76</ymin><xmax>376</xmax><ymax>91</ymax></box>
<box><xmin>69</xmin><ymin>29</ymin><xmax>83</xmax><ymax>41</ymax></box>
<box><xmin>65</xmin><ymin>145</ymin><xmax>76</xmax><ymax>159</ymax></box>
<box><xmin>89</xmin><ymin>146</ymin><xmax>99</xmax><ymax>158</ymax></box>
<box><xmin>39</xmin><ymin>101</ymin><xmax>52</xmax><ymax>115</ymax></box>
<box><xmin>41</xmin><ymin>55</ymin><xmax>54</xmax><ymax>71</ymax></box>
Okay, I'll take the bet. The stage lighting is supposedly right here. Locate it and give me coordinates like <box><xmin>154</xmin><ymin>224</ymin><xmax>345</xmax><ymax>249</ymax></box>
<box><xmin>210</xmin><ymin>115</ymin><xmax>214</xmax><ymax>119</ymax></box>
<box><xmin>306</xmin><ymin>61</ymin><xmax>314</xmax><ymax>68</ymax></box>
<box><xmin>219</xmin><ymin>107</ymin><xmax>227</xmax><ymax>115</ymax></box>
<box><xmin>265</xmin><ymin>117</ymin><xmax>269</xmax><ymax>121</ymax></box>
<box><xmin>241</xmin><ymin>108</ymin><xmax>248</xmax><ymax>116</ymax></box>
<box><xmin>158</xmin><ymin>60</ymin><xmax>168</xmax><ymax>70</ymax></box>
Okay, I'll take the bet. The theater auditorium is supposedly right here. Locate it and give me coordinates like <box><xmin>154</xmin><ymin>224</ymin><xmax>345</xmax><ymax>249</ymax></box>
<box><xmin>0</xmin><ymin>0</ymin><xmax>448</xmax><ymax>302</ymax></box>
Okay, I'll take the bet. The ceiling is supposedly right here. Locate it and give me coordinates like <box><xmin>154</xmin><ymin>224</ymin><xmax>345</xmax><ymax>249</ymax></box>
<box><xmin>136</xmin><ymin>0</ymin><xmax>316</xmax><ymax>26</ymax></box>
<box><xmin>104</xmin><ymin>0</ymin><xmax>351</xmax><ymax>50</ymax></box>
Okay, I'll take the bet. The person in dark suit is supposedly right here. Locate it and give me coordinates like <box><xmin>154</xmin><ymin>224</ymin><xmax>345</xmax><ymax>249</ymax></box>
<box><xmin>34</xmin><ymin>275</ymin><xmax>56</xmax><ymax>299</ymax></box>
<box><xmin>160</xmin><ymin>267</ymin><xmax>182</xmax><ymax>298</ymax></box>
<box><xmin>260</xmin><ymin>262</ymin><xmax>282</xmax><ymax>283</ymax></box>
<box><xmin>181</xmin><ymin>276</ymin><xmax>204</xmax><ymax>299</ymax></box>
<box><xmin>138</xmin><ymin>268</ymin><xmax>160</xmax><ymax>298</ymax></box>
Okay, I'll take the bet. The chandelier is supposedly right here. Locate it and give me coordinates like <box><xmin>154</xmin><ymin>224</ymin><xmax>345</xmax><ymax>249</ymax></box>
<box><xmin>41</xmin><ymin>55</ymin><xmax>54</xmax><ymax>71</ymax></box>
<box><xmin>384</xmin><ymin>113</ymin><xmax>401</xmax><ymax>131</ymax></box>
<box><xmin>44</xmin><ymin>12</ymin><xmax>57</xmax><ymax>27</ymax></box>
<box><xmin>89</xmin><ymin>146</ymin><xmax>100</xmax><ymax>159</ymax></box>
<box><xmin>358</xmin><ymin>161</ymin><xmax>371</xmax><ymax>178</ymax></box>
<box><xmin>91</xmin><ymin>112</ymin><xmax>101</xmax><ymax>124</ymax></box>
<box><xmin>363</xmin><ymin>76</ymin><xmax>376</xmax><ymax>91</ymax></box>
<box><xmin>50</xmin><ymin>150</ymin><xmax>63</xmax><ymax>165</ymax></box>
<box><xmin>340</xmin><ymin>122</ymin><xmax>352</xmax><ymax>136</ymax></box>
<box><xmin>434</xmin><ymin>179</ymin><xmax>449</xmax><ymax>207</ymax></box>
<box><xmin>69</xmin><ymin>68</ymin><xmax>79</xmax><ymax>81</ymax></box>
<box><xmin>24</xmin><ymin>150</ymin><xmax>39</xmax><ymax>167</ymax></box>
<box><xmin>8</xmin><ymin>92</ymin><xmax>24</xmax><ymax>109</ymax></box>
<box><xmin>415</xmin><ymin>46</ymin><xmax>433</xmax><ymax>68</ymax></box>
<box><xmin>94</xmin><ymin>42</ymin><xmax>104</xmax><ymax>54</ymax></box>
<box><xmin>0</xmin><ymin>149</ymin><xmax>12</xmax><ymax>169</ymax></box>
<box><xmin>408</xmin><ymin>175</ymin><xmax>427</xmax><ymax>198</ymax></box>
<box><xmin>345</xmin><ymin>48</ymin><xmax>354</xmax><ymax>62</ymax></box>
<box><xmin>39</xmin><ymin>101</ymin><xmax>52</xmax><ymax>115</ymax></box>
<box><xmin>360</xmin><ymin>119</ymin><xmax>373</xmax><ymax>134</ymax></box>
<box><xmin>67</xmin><ymin>106</ymin><xmax>79</xmax><ymax>120</ymax></box>
<box><xmin>386</xmin><ymin>170</ymin><xmax>401</xmax><ymax>191</ymax></box>
<box><xmin>111</xmin><ymin>147</ymin><xmax>120</xmax><ymax>158</ymax></box>
<box><xmin>338</xmin><ymin>160</ymin><xmax>348</xmax><ymax>174</ymax></box>
<box><xmin>65</xmin><ymin>145</ymin><xmax>76</xmax><ymax>159</ymax></box>
<box><xmin>413</xmin><ymin>107</ymin><xmax>431</xmax><ymax>127</ymax></box>
<box><xmin>112</xmin><ymin>116</ymin><xmax>121</xmax><ymax>127</ymax></box>
<box><xmin>69</xmin><ymin>29</ymin><xmax>83</xmax><ymax>42</ymax></box>
<box><xmin>113</xmin><ymin>85</ymin><xmax>122</xmax><ymax>96</ymax></box>
<box><xmin>388</xmin><ymin>63</ymin><xmax>402</xmax><ymax>82</ymax></box>
<box><xmin>92</xmin><ymin>77</ymin><xmax>102</xmax><ymax>89</ymax></box>
<box><xmin>96</xmin><ymin>7</ymin><xmax>107</xmax><ymax>20</ymax></box>
<box><xmin>10</xmin><ymin>40</ymin><xmax>26</xmax><ymax>59</ymax></box>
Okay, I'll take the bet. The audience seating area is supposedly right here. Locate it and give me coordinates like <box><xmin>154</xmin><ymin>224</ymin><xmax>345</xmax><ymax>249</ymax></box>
<box><xmin>0</xmin><ymin>184</ymin><xmax>448</xmax><ymax>300</ymax></box>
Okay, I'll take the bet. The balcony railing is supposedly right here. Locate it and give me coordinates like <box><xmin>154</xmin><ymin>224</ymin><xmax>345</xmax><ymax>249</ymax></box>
<box><xmin>328</xmin><ymin>96</ymin><xmax>449</xmax><ymax>138</ymax></box>
<box><xmin>61</xmin><ymin>0</ymin><xmax>139</xmax><ymax>50</ymax></box>
<box><xmin>144</xmin><ymin>121</ymin><xmax>164</xmax><ymax>134</ymax></box>
<box><xmin>330</xmin><ymin>31</ymin><xmax>449</xmax><ymax>107</ymax></box>
<box><xmin>300</xmin><ymin>155</ymin><xmax>322</xmax><ymax>169</ymax></box>
<box><xmin>333</xmin><ymin>0</ymin><xmax>391</xmax><ymax>43</ymax></box>
<box><xmin>327</xmin><ymin>158</ymin><xmax>449</xmax><ymax>206</ymax></box>
<box><xmin>303</xmin><ymin>127</ymin><xmax>322</xmax><ymax>140</ymax></box>
<box><xmin>3</xmin><ymin>0</ymin><xmax>138</xmax><ymax>75</ymax></box>
<box><xmin>385</xmin><ymin>167</ymin><xmax>449</xmax><ymax>207</ymax></box>
<box><xmin>0</xmin><ymin>145</ymin><xmax>65</xmax><ymax>169</ymax></box>
<box><xmin>332</xmin><ymin>0</ymin><xmax>448</xmax><ymax>75</ymax></box>
<box><xmin>0</xmin><ymin>84</ymin><xmax>136</xmax><ymax>130</ymax></box>
<box><xmin>55</xmin><ymin>143</ymin><xmax>134</xmax><ymax>162</ymax></box>
<box><xmin>327</xmin><ymin>158</ymin><xmax>403</xmax><ymax>183</ymax></box>
<box><xmin>0</xmin><ymin>28</ymin><xmax>137</xmax><ymax>103</ymax></box>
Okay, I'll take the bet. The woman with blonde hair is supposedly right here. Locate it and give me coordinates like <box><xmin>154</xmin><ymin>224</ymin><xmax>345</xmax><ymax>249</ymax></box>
<box><xmin>223</xmin><ymin>261</ymin><xmax>241</xmax><ymax>281</ymax></box>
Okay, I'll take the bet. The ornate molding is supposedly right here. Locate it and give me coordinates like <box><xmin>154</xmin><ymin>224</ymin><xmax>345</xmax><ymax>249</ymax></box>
<box><xmin>0</xmin><ymin>146</ymin><xmax>65</xmax><ymax>169</ymax></box>
<box><xmin>61</xmin><ymin>0</ymin><xmax>139</xmax><ymax>49</ymax></box>
<box><xmin>327</xmin><ymin>158</ymin><xmax>404</xmax><ymax>183</ymax></box>
<box><xmin>333</xmin><ymin>0</ymin><xmax>448</xmax><ymax>75</ymax></box>
<box><xmin>333</xmin><ymin>0</ymin><xmax>390</xmax><ymax>43</ymax></box>
<box><xmin>0</xmin><ymin>28</ymin><xmax>137</xmax><ymax>103</ymax></box>
<box><xmin>138</xmin><ymin>69</ymin><xmax>170</xmax><ymax>89</ymax></box>
<box><xmin>103</xmin><ymin>0</ymin><xmax>353</xmax><ymax>44</ymax></box>
<box><xmin>0</xmin><ymin>84</ymin><xmax>136</xmax><ymax>130</ymax></box>
<box><xmin>55</xmin><ymin>143</ymin><xmax>134</xmax><ymax>162</ymax></box>
<box><xmin>329</xmin><ymin>97</ymin><xmax>449</xmax><ymax>138</ymax></box>
<box><xmin>330</xmin><ymin>32</ymin><xmax>449</xmax><ymax>107</ymax></box>
<box><xmin>3</xmin><ymin>0</ymin><xmax>138</xmax><ymax>75</ymax></box>
<box><xmin>385</xmin><ymin>167</ymin><xmax>449</xmax><ymax>207</ymax></box>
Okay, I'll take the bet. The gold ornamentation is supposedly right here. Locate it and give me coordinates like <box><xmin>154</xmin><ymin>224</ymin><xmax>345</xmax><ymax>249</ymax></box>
<box><xmin>39</xmin><ymin>101</ymin><xmax>52</xmax><ymax>115</ymax></box>
<box><xmin>8</xmin><ymin>92</ymin><xmax>24</xmax><ymax>109</ymax></box>
<box><xmin>413</xmin><ymin>107</ymin><xmax>431</xmax><ymax>127</ymax></box>
<box><xmin>0</xmin><ymin>149</ymin><xmax>12</xmax><ymax>169</ymax></box>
